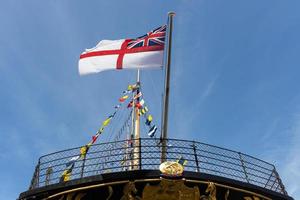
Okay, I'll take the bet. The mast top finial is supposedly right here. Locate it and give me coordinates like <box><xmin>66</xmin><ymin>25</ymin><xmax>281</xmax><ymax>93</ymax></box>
<box><xmin>168</xmin><ymin>11</ymin><xmax>176</xmax><ymax>16</ymax></box>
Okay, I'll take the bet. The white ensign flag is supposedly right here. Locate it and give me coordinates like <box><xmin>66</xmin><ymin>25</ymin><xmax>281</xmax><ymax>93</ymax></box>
<box><xmin>78</xmin><ymin>25</ymin><xmax>166</xmax><ymax>75</ymax></box>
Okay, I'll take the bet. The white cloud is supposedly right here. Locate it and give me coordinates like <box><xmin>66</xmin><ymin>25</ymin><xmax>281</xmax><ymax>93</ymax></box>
<box><xmin>196</xmin><ymin>74</ymin><xmax>219</xmax><ymax>106</ymax></box>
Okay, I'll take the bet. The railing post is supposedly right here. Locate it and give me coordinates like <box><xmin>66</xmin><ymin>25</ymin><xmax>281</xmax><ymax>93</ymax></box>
<box><xmin>45</xmin><ymin>166</ymin><xmax>53</xmax><ymax>186</ymax></box>
<box><xmin>80</xmin><ymin>155</ymin><xmax>87</xmax><ymax>178</ymax></box>
<box><xmin>29</xmin><ymin>161</ymin><xmax>40</xmax><ymax>190</ymax></box>
<box><xmin>264</xmin><ymin>169</ymin><xmax>275</xmax><ymax>189</ymax></box>
<box><xmin>161</xmin><ymin>138</ymin><xmax>169</xmax><ymax>163</ymax></box>
<box><xmin>270</xmin><ymin>172</ymin><xmax>277</xmax><ymax>191</ymax></box>
<box><xmin>37</xmin><ymin>160</ymin><xmax>40</xmax><ymax>187</ymax></box>
<box><xmin>192</xmin><ymin>141</ymin><xmax>200</xmax><ymax>172</ymax></box>
<box><xmin>238</xmin><ymin>152</ymin><xmax>250</xmax><ymax>183</ymax></box>
<box><xmin>273</xmin><ymin>168</ymin><xmax>287</xmax><ymax>195</ymax></box>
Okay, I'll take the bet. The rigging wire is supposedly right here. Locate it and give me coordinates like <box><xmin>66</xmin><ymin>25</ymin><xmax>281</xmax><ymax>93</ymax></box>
<box><xmin>144</xmin><ymin>71</ymin><xmax>163</xmax><ymax>107</ymax></box>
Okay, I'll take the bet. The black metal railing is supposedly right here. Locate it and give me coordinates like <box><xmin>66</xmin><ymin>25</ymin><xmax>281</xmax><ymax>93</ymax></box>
<box><xmin>29</xmin><ymin>138</ymin><xmax>287</xmax><ymax>195</ymax></box>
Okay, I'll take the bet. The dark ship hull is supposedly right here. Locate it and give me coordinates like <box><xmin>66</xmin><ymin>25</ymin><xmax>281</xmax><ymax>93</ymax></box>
<box><xmin>20</xmin><ymin>170</ymin><xmax>292</xmax><ymax>200</ymax></box>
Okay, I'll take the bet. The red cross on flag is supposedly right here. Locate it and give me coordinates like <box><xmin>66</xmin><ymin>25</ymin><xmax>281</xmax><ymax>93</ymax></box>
<box><xmin>78</xmin><ymin>25</ymin><xmax>166</xmax><ymax>75</ymax></box>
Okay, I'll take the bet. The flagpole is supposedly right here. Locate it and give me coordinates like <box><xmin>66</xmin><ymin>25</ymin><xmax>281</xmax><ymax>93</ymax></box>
<box><xmin>161</xmin><ymin>12</ymin><xmax>175</xmax><ymax>163</ymax></box>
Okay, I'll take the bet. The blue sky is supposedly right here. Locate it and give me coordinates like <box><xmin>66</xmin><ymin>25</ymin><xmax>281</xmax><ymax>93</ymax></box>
<box><xmin>0</xmin><ymin>0</ymin><xmax>299</xmax><ymax>199</ymax></box>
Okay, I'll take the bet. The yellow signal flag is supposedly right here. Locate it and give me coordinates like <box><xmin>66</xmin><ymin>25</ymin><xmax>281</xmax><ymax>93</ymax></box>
<box><xmin>122</xmin><ymin>95</ymin><xmax>129</xmax><ymax>100</ymax></box>
<box><xmin>62</xmin><ymin>169</ymin><xmax>72</xmax><ymax>182</ymax></box>
<box><xmin>147</xmin><ymin>115</ymin><xmax>153</xmax><ymax>122</ymax></box>
<box><xmin>119</xmin><ymin>95</ymin><xmax>129</xmax><ymax>102</ymax></box>
<box><xmin>176</xmin><ymin>156</ymin><xmax>188</xmax><ymax>166</ymax></box>
<box><xmin>127</xmin><ymin>84</ymin><xmax>138</xmax><ymax>91</ymax></box>
<box><xmin>102</xmin><ymin>117</ymin><xmax>112</xmax><ymax>127</ymax></box>
<box><xmin>139</xmin><ymin>106</ymin><xmax>149</xmax><ymax>115</ymax></box>
<box><xmin>127</xmin><ymin>85</ymin><xmax>133</xmax><ymax>91</ymax></box>
<box><xmin>145</xmin><ymin>114</ymin><xmax>153</xmax><ymax>126</ymax></box>
<box><xmin>80</xmin><ymin>146</ymin><xmax>88</xmax><ymax>158</ymax></box>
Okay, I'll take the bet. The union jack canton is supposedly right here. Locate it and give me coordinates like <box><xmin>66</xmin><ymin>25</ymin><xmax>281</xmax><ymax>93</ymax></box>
<box><xmin>127</xmin><ymin>25</ymin><xmax>166</xmax><ymax>49</ymax></box>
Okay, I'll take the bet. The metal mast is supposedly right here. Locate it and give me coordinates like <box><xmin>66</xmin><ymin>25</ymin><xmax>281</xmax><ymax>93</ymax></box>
<box><xmin>133</xmin><ymin>69</ymin><xmax>141</xmax><ymax>169</ymax></box>
<box><xmin>161</xmin><ymin>12</ymin><xmax>175</xmax><ymax>162</ymax></box>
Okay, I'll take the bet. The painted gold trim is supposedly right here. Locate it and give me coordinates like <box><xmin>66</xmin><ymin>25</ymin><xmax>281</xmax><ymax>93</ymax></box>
<box><xmin>46</xmin><ymin>180</ymin><xmax>129</xmax><ymax>199</ymax></box>
<box><xmin>46</xmin><ymin>178</ymin><xmax>274</xmax><ymax>200</ymax></box>
<box><xmin>134</xmin><ymin>178</ymin><xmax>161</xmax><ymax>183</ymax></box>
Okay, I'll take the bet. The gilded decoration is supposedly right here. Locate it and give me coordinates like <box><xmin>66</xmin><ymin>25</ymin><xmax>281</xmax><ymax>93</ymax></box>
<box><xmin>142</xmin><ymin>178</ymin><xmax>200</xmax><ymax>200</ymax></box>
<box><xmin>57</xmin><ymin>192</ymin><xmax>86</xmax><ymax>200</ymax></box>
<box><xmin>121</xmin><ymin>181</ymin><xmax>142</xmax><ymax>200</ymax></box>
<box><xmin>200</xmin><ymin>182</ymin><xmax>216</xmax><ymax>200</ymax></box>
<box><xmin>159</xmin><ymin>161</ymin><xmax>184</xmax><ymax>176</ymax></box>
